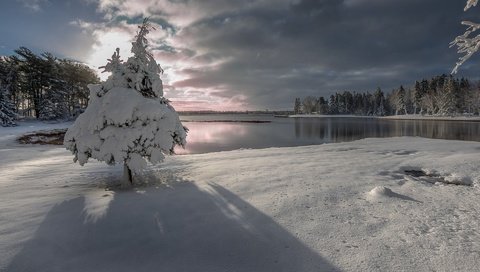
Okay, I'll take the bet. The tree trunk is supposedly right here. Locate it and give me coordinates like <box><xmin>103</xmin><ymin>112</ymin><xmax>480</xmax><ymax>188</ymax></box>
<box><xmin>122</xmin><ymin>163</ymin><xmax>133</xmax><ymax>187</ymax></box>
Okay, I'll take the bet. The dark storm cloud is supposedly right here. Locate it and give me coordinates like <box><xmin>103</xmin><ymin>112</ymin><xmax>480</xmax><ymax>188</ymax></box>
<box><xmin>164</xmin><ymin>0</ymin><xmax>480</xmax><ymax>109</ymax></box>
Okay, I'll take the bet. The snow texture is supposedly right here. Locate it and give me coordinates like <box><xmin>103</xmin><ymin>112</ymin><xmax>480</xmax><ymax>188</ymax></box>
<box><xmin>2</xmin><ymin>122</ymin><xmax>480</xmax><ymax>271</ymax></box>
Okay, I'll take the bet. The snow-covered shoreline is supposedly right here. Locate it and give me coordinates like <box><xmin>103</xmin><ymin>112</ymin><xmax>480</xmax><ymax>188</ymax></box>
<box><xmin>289</xmin><ymin>114</ymin><xmax>480</xmax><ymax>121</ymax></box>
<box><xmin>1</xmin><ymin>123</ymin><xmax>480</xmax><ymax>271</ymax></box>
<box><xmin>381</xmin><ymin>115</ymin><xmax>480</xmax><ymax>121</ymax></box>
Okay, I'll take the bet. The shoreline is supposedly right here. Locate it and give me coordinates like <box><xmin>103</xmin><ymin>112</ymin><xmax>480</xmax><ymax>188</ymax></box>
<box><xmin>288</xmin><ymin>114</ymin><xmax>480</xmax><ymax>122</ymax></box>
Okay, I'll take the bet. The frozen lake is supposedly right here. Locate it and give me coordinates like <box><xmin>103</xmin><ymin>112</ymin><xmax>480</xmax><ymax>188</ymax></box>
<box><xmin>177</xmin><ymin>114</ymin><xmax>480</xmax><ymax>154</ymax></box>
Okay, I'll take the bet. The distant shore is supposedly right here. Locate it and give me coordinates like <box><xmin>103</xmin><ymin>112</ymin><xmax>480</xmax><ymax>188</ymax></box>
<box><xmin>288</xmin><ymin>114</ymin><xmax>480</xmax><ymax>122</ymax></box>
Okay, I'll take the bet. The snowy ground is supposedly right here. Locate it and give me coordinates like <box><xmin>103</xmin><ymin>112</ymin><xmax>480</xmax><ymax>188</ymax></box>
<box><xmin>1</xmin><ymin>122</ymin><xmax>480</xmax><ymax>271</ymax></box>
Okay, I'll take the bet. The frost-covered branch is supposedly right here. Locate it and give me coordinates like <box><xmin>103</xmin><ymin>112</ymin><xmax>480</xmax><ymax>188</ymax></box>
<box><xmin>450</xmin><ymin>21</ymin><xmax>480</xmax><ymax>74</ymax></box>
<box><xmin>465</xmin><ymin>0</ymin><xmax>478</xmax><ymax>11</ymax></box>
<box><xmin>451</xmin><ymin>1</ymin><xmax>480</xmax><ymax>73</ymax></box>
<box><xmin>99</xmin><ymin>48</ymin><xmax>123</xmax><ymax>74</ymax></box>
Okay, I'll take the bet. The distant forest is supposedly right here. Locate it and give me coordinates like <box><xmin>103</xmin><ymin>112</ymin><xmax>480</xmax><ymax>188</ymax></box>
<box><xmin>3</xmin><ymin>46</ymin><xmax>480</xmax><ymax>127</ymax></box>
<box><xmin>294</xmin><ymin>75</ymin><xmax>480</xmax><ymax>116</ymax></box>
<box><xmin>0</xmin><ymin>47</ymin><xmax>99</xmax><ymax>124</ymax></box>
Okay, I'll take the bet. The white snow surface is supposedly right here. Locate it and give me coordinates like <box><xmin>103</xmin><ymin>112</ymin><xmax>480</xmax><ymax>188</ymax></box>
<box><xmin>1</xmin><ymin>122</ymin><xmax>480</xmax><ymax>271</ymax></box>
<box><xmin>64</xmin><ymin>85</ymin><xmax>186</xmax><ymax>172</ymax></box>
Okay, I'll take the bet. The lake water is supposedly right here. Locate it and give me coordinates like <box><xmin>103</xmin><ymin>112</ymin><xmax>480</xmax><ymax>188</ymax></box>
<box><xmin>176</xmin><ymin>114</ymin><xmax>480</xmax><ymax>154</ymax></box>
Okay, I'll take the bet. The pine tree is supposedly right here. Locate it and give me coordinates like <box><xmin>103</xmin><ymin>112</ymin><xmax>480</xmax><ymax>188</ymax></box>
<box><xmin>373</xmin><ymin>88</ymin><xmax>386</xmax><ymax>116</ymax></box>
<box><xmin>317</xmin><ymin>96</ymin><xmax>328</xmax><ymax>114</ymax></box>
<box><xmin>0</xmin><ymin>59</ymin><xmax>18</xmax><ymax>126</ymax></box>
<box><xmin>294</xmin><ymin>97</ymin><xmax>302</xmax><ymax>114</ymax></box>
<box><xmin>328</xmin><ymin>95</ymin><xmax>338</xmax><ymax>114</ymax></box>
<box><xmin>0</xmin><ymin>85</ymin><xmax>16</xmax><ymax>126</ymax></box>
<box><xmin>124</xmin><ymin>18</ymin><xmax>164</xmax><ymax>98</ymax></box>
<box><xmin>436</xmin><ymin>78</ymin><xmax>456</xmax><ymax>115</ymax></box>
<box><xmin>38</xmin><ymin>53</ymin><xmax>69</xmax><ymax>120</ymax></box>
<box><xmin>394</xmin><ymin>86</ymin><xmax>407</xmax><ymax>115</ymax></box>
<box><xmin>413</xmin><ymin>81</ymin><xmax>423</xmax><ymax>114</ymax></box>
<box><xmin>64</xmin><ymin>18</ymin><xmax>187</xmax><ymax>186</ymax></box>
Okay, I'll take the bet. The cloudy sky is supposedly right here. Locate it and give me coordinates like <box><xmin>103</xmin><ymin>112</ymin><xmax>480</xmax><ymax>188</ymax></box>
<box><xmin>1</xmin><ymin>0</ymin><xmax>480</xmax><ymax>111</ymax></box>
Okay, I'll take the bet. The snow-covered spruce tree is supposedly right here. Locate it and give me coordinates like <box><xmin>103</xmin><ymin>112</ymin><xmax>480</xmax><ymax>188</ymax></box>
<box><xmin>0</xmin><ymin>60</ymin><xmax>17</xmax><ymax>126</ymax></box>
<box><xmin>0</xmin><ymin>85</ymin><xmax>16</xmax><ymax>127</ymax></box>
<box><xmin>38</xmin><ymin>53</ymin><xmax>69</xmax><ymax>120</ymax></box>
<box><xmin>451</xmin><ymin>0</ymin><xmax>480</xmax><ymax>73</ymax></box>
<box><xmin>64</xmin><ymin>18</ymin><xmax>187</xmax><ymax>185</ymax></box>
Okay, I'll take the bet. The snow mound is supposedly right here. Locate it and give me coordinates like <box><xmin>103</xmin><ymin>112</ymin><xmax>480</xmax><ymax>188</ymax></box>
<box><xmin>368</xmin><ymin>186</ymin><xmax>395</xmax><ymax>198</ymax></box>
<box><xmin>366</xmin><ymin>186</ymin><xmax>420</xmax><ymax>202</ymax></box>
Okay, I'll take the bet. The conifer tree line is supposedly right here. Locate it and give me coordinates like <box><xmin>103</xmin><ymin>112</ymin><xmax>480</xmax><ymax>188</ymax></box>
<box><xmin>0</xmin><ymin>47</ymin><xmax>99</xmax><ymax>126</ymax></box>
<box><xmin>294</xmin><ymin>74</ymin><xmax>480</xmax><ymax>116</ymax></box>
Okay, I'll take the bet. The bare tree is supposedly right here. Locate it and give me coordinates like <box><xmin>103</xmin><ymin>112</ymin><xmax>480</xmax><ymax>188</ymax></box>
<box><xmin>302</xmin><ymin>96</ymin><xmax>317</xmax><ymax>114</ymax></box>
<box><xmin>421</xmin><ymin>92</ymin><xmax>437</xmax><ymax>115</ymax></box>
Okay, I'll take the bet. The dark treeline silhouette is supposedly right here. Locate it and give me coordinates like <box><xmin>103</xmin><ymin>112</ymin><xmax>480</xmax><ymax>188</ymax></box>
<box><xmin>294</xmin><ymin>74</ymin><xmax>480</xmax><ymax>116</ymax></box>
<box><xmin>0</xmin><ymin>47</ymin><xmax>99</xmax><ymax>125</ymax></box>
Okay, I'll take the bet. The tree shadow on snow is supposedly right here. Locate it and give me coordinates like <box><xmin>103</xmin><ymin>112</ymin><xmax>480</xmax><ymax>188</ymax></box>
<box><xmin>7</xmin><ymin>179</ymin><xmax>339</xmax><ymax>272</ymax></box>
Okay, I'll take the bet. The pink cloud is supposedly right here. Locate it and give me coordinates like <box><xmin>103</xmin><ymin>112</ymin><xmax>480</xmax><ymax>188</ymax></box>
<box><xmin>170</xmin><ymin>98</ymin><xmax>247</xmax><ymax>112</ymax></box>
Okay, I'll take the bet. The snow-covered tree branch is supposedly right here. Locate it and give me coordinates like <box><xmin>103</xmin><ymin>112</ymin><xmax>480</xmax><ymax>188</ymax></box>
<box><xmin>465</xmin><ymin>0</ymin><xmax>478</xmax><ymax>11</ymax></box>
<box><xmin>451</xmin><ymin>0</ymin><xmax>480</xmax><ymax>73</ymax></box>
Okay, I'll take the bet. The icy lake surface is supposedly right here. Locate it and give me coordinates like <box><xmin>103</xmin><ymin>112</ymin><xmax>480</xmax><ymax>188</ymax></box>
<box><xmin>177</xmin><ymin>114</ymin><xmax>480</xmax><ymax>154</ymax></box>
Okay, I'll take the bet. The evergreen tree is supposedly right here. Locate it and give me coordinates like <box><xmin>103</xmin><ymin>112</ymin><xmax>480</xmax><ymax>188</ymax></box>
<box><xmin>343</xmin><ymin>91</ymin><xmax>353</xmax><ymax>114</ymax></box>
<box><xmin>317</xmin><ymin>96</ymin><xmax>328</xmax><ymax>114</ymax></box>
<box><xmin>328</xmin><ymin>95</ymin><xmax>338</xmax><ymax>114</ymax></box>
<box><xmin>38</xmin><ymin>53</ymin><xmax>69</xmax><ymax>120</ymax></box>
<box><xmin>393</xmin><ymin>86</ymin><xmax>407</xmax><ymax>115</ymax></box>
<box><xmin>294</xmin><ymin>97</ymin><xmax>302</xmax><ymax>114</ymax></box>
<box><xmin>436</xmin><ymin>78</ymin><xmax>456</xmax><ymax>115</ymax></box>
<box><xmin>0</xmin><ymin>84</ymin><xmax>16</xmax><ymax>126</ymax></box>
<box><xmin>0</xmin><ymin>47</ymin><xmax>99</xmax><ymax>119</ymax></box>
<box><xmin>373</xmin><ymin>88</ymin><xmax>386</xmax><ymax>116</ymax></box>
<box><xmin>413</xmin><ymin>81</ymin><xmax>423</xmax><ymax>114</ymax></box>
<box><xmin>14</xmin><ymin>47</ymin><xmax>45</xmax><ymax>118</ymax></box>
<box><xmin>64</xmin><ymin>18</ymin><xmax>187</xmax><ymax>185</ymax></box>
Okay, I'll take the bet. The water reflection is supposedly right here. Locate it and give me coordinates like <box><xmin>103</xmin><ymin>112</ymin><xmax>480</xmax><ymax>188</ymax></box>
<box><xmin>176</xmin><ymin>115</ymin><xmax>480</xmax><ymax>154</ymax></box>
<box><xmin>176</xmin><ymin>123</ymin><xmax>248</xmax><ymax>154</ymax></box>
<box><xmin>294</xmin><ymin>118</ymin><xmax>480</xmax><ymax>142</ymax></box>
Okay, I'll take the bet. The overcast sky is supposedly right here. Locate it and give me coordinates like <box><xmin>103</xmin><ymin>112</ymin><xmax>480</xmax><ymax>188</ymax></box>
<box><xmin>1</xmin><ymin>0</ymin><xmax>480</xmax><ymax>110</ymax></box>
